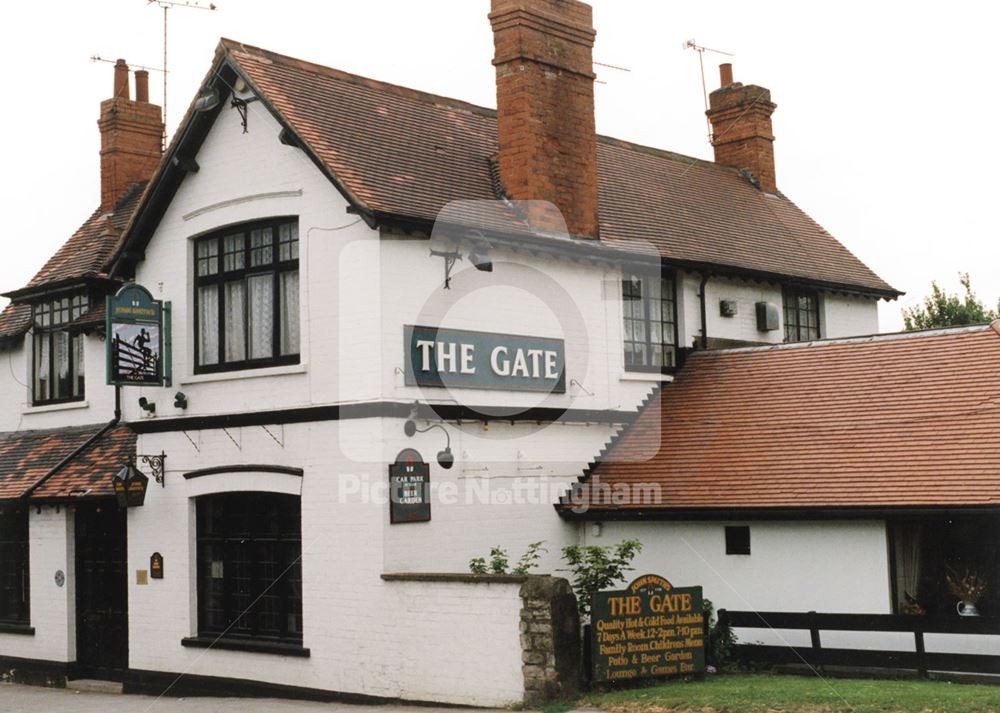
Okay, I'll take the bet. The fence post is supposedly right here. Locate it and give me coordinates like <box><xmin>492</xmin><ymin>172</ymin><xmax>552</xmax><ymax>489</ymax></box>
<box><xmin>808</xmin><ymin>611</ymin><xmax>822</xmax><ymax>671</ymax></box>
<box><xmin>914</xmin><ymin>625</ymin><xmax>927</xmax><ymax>679</ymax></box>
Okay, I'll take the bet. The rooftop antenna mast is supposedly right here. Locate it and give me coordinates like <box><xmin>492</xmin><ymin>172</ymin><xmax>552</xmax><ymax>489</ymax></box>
<box><xmin>683</xmin><ymin>39</ymin><xmax>734</xmax><ymax>143</ymax></box>
<box><xmin>147</xmin><ymin>0</ymin><xmax>218</xmax><ymax>147</ymax></box>
<box><xmin>593</xmin><ymin>60</ymin><xmax>631</xmax><ymax>86</ymax></box>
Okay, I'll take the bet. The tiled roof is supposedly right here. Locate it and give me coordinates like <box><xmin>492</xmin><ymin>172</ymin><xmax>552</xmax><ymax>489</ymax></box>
<box><xmin>560</xmin><ymin>323</ymin><xmax>1000</xmax><ymax>515</ymax></box>
<box><xmin>0</xmin><ymin>303</ymin><xmax>31</xmax><ymax>344</ymax></box>
<box><xmin>0</xmin><ymin>423</ymin><xmax>135</xmax><ymax>501</ymax></box>
<box><xmin>21</xmin><ymin>183</ymin><xmax>143</xmax><ymax>291</ymax></box>
<box><xmin>219</xmin><ymin>40</ymin><xmax>896</xmax><ymax>295</ymax></box>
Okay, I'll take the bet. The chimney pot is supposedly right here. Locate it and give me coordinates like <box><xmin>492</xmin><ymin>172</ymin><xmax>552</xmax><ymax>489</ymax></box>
<box><xmin>135</xmin><ymin>69</ymin><xmax>149</xmax><ymax>103</ymax></box>
<box><xmin>706</xmin><ymin>76</ymin><xmax>778</xmax><ymax>193</ymax></box>
<box><xmin>719</xmin><ymin>63</ymin><xmax>733</xmax><ymax>87</ymax></box>
<box><xmin>113</xmin><ymin>59</ymin><xmax>130</xmax><ymax>101</ymax></box>
<box><xmin>99</xmin><ymin>60</ymin><xmax>164</xmax><ymax>211</ymax></box>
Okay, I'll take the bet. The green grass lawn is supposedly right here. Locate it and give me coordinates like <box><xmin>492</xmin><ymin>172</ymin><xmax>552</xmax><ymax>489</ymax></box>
<box><xmin>577</xmin><ymin>673</ymin><xmax>999</xmax><ymax>713</ymax></box>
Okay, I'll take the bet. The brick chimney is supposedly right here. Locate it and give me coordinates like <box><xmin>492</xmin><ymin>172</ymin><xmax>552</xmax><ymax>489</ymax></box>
<box><xmin>98</xmin><ymin>59</ymin><xmax>164</xmax><ymax>211</ymax></box>
<box><xmin>706</xmin><ymin>63</ymin><xmax>778</xmax><ymax>193</ymax></box>
<box><xmin>489</xmin><ymin>0</ymin><xmax>600</xmax><ymax>238</ymax></box>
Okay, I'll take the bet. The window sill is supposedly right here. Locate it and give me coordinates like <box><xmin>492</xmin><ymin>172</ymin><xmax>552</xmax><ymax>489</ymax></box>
<box><xmin>180</xmin><ymin>363</ymin><xmax>307</xmax><ymax>385</ymax></box>
<box><xmin>0</xmin><ymin>623</ymin><xmax>35</xmax><ymax>636</ymax></box>
<box><xmin>22</xmin><ymin>400</ymin><xmax>89</xmax><ymax>415</ymax></box>
<box><xmin>181</xmin><ymin>636</ymin><xmax>310</xmax><ymax>657</ymax></box>
<box><xmin>619</xmin><ymin>372</ymin><xmax>674</xmax><ymax>383</ymax></box>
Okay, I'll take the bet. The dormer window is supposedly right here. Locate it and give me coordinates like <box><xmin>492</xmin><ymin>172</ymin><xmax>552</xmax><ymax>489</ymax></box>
<box><xmin>783</xmin><ymin>287</ymin><xmax>820</xmax><ymax>342</ymax></box>
<box><xmin>622</xmin><ymin>271</ymin><xmax>677</xmax><ymax>372</ymax></box>
<box><xmin>31</xmin><ymin>295</ymin><xmax>87</xmax><ymax>405</ymax></box>
<box><xmin>194</xmin><ymin>218</ymin><xmax>300</xmax><ymax>373</ymax></box>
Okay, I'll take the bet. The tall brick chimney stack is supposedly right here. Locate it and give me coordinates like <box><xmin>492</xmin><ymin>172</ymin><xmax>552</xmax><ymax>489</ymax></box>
<box><xmin>706</xmin><ymin>64</ymin><xmax>778</xmax><ymax>194</ymax></box>
<box><xmin>98</xmin><ymin>59</ymin><xmax>164</xmax><ymax>212</ymax></box>
<box><xmin>489</xmin><ymin>0</ymin><xmax>600</xmax><ymax>238</ymax></box>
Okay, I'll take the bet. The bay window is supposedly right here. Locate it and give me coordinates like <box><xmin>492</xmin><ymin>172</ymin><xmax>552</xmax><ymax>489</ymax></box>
<box><xmin>623</xmin><ymin>271</ymin><xmax>677</xmax><ymax>372</ymax></box>
<box><xmin>32</xmin><ymin>295</ymin><xmax>86</xmax><ymax>405</ymax></box>
<box><xmin>194</xmin><ymin>218</ymin><xmax>300</xmax><ymax>372</ymax></box>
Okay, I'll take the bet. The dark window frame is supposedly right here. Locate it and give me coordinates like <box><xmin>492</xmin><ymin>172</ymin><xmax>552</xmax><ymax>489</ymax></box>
<box><xmin>31</xmin><ymin>294</ymin><xmax>87</xmax><ymax>406</ymax></box>
<box><xmin>193</xmin><ymin>218</ymin><xmax>300</xmax><ymax>374</ymax></box>
<box><xmin>622</xmin><ymin>270</ymin><xmax>678</xmax><ymax>374</ymax></box>
<box><xmin>195</xmin><ymin>492</ymin><xmax>303</xmax><ymax>645</ymax></box>
<box><xmin>782</xmin><ymin>287</ymin><xmax>821</xmax><ymax>343</ymax></box>
<box><xmin>725</xmin><ymin>525</ymin><xmax>751</xmax><ymax>556</ymax></box>
<box><xmin>0</xmin><ymin>506</ymin><xmax>29</xmax><ymax>626</ymax></box>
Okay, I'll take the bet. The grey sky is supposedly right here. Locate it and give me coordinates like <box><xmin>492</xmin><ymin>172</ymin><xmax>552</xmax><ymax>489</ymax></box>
<box><xmin>2</xmin><ymin>1</ymin><xmax>996</xmax><ymax>331</ymax></box>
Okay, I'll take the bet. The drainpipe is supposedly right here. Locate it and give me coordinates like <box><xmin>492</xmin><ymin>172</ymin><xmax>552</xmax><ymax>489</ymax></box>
<box><xmin>20</xmin><ymin>386</ymin><xmax>122</xmax><ymax>500</ymax></box>
<box><xmin>698</xmin><ymin>274</ymin><xmax>711</xmax><ymax>350</ymax></box>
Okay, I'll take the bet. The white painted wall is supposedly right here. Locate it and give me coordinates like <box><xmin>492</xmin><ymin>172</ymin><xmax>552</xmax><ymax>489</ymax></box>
<box><xmin>822</xmin><ymin>293</ymin><xmax>880</xmax><ymax>338</ymax></box>
<box><xmin>0</xmin><ymin>507</ymin><xmax>75</xmax><ymax>663</ymax></box>
<box><xmin>592</xmin><ymin>520</ymin><xmax>893</xmax><ymax>648</ymax></box>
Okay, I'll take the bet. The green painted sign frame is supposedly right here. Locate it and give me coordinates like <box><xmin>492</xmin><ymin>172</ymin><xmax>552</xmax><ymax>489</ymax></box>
<box><xmin>591</xmin><ymin>574</ymin><xmax>705</xmax><ymax>683</ymax></box>
<box><xmin>106</xmin><ymin>283</ymin><xmax>171</xmax><ymax>387</ymax></box>
<box><xmin>404</xmin><ymin>325</ymin><xmax>565</xmax><ymax>393</ymax></box>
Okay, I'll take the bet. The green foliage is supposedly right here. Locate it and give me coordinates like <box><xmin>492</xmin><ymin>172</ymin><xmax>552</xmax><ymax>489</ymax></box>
<box><xmin>703</xmin><ymin>598</ymin><xmax>738</xmax><ymax>667</ymax></box>
<box><xmin>559</xmin><ymin>539</ymin><xmax>643</xmax><ymax>619</ymax></box>
<box><xmin>903</xmin><ymin>273</ymin><xmax>999</xmax><ymax>331</ymax></box>
<box><xmin>512</xmin><ymin>541</ymin><xmax>548</xmax><ymax>575</ymax></box>
<box><xmin>468</xmin><ymin>542</ymin><xmax>547</xmax><ymax>576</ymax></box>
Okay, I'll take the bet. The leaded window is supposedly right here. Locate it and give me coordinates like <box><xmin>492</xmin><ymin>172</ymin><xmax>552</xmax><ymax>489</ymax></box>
<box><xmin>623</xmin><ymin>272</ymin><xmax>677</xmax><ymax>372</ymax></box>
<box><xmin>0</xmin><ymin>506</ymin><xmax>29</xmax><ymax>626</ymax></box>
<box><xmin>196</xmin><ymin>492</ymin><xmax>302</xmax><ymax>644</ymax></box>
<box><xmin>783</xmin><ymin>288</ymin><xmax>820</xmax><ymax>342</ymax></box>
<box><xmin>32</xmin><ymin>294</ymin><xmax>87</xmax><ymax>405</ymax></box>
<box><xmin>194</xmin><ymin>218</ymin><xmax>300</xmax><ymax>373</ymax></box>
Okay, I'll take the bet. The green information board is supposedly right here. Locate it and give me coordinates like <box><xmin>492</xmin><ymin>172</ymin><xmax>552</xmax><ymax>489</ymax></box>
<box><xmin>591</xmin><ymin>574</ymin><xmax>705</xmax><ymax>683</ymax></box>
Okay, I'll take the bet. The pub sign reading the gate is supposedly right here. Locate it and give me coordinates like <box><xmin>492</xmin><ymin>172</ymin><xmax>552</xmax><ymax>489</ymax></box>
<box><xmin>389</xmin><ymin>449</ymin><xmax>431</xmax><ymax>524</ymax></box>
<box><xmin>106</xmin><ymin>284</ymin><xmax>171</xmax><ymax>386</ymax></box>
<box><xmin>591</xmin><ymin>574</ymin><xmax>705</xmax><ymax>683</ymax></box>
<box><xmin>404</xmin><ymin>325</ymin><xmax>565</xmax><ymax>393</ymax></box>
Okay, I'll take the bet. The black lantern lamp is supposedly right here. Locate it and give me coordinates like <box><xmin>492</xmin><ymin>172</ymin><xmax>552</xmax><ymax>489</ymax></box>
<box><xmin>403</xmin><ymin>413</ymin><xmax>454</xmax><ymax>470</ymax></box>
<box><xmin>112</xmin><ymin>461</ymin><xmax>149</xmax><ymax>509</ymax></box>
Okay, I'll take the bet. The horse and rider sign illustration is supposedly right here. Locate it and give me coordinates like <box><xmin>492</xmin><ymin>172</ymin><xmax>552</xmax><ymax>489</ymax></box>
<box><xmin>106</xmin><ymin>284</ymin><xmax>171</xmax><ymax>386</ymax></box>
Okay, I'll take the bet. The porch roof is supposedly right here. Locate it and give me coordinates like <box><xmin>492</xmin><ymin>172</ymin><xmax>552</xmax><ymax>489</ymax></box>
<box><xmin>560</xmin><ymin>322</ymin><xmax>1000</xmax><ymax>517</ymax></box>
<box><xmin>0</xmin><ymin>423</ymin><xmax>135</xmax><ymax>501</ymax></box>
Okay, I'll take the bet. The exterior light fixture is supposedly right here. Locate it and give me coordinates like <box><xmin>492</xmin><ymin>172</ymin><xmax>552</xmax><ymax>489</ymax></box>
<box><xmin>193</xmin><ymin>86</ymin><xmax>221</xmax><ymax>113</ymax></box>
<box><xmin>112</xmin><ymin>462</ymin><xmax>150</xmax><ymax>508</ymax></box>
<box><xmin>403</xmin><ymin>414</ymin><xmax>455</xmax><ymax>470</ymax></box>
<box><xmin>467</xmin><ymin>230</ymin><xmax>493</xmax><ymax>273</ymax></box>
<box><xmin>138</xmin><ymin>397</ymin><xmax>156</xmax><ymax>414</ymax></box>
<box><xmin>173</xmin><ymin>391</ymin><xmax>188</xmax><ymax>409</ymax></box>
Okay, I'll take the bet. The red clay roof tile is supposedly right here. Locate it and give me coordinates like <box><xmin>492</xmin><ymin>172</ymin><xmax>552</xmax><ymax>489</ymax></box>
<box><xmin>562</xmin><ymin>324</ymin><xmax>1000</xmax><ymax>514</ymax></box>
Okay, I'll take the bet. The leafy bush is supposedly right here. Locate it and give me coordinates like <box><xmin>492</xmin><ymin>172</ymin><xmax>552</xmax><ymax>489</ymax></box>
<box><xmin>469</xmin><ymin>542</ymin><xmax>547</xmax><ymax>575</ymax></box>
<box><xmin>559</xmin><ymin>539</ymin><xmax>642</xmax><ymax>619</ymax></box>
<box><xmin>703</xmin><ymin>597</ymin><xmax>738</xmax><ymax>667</ymax></box>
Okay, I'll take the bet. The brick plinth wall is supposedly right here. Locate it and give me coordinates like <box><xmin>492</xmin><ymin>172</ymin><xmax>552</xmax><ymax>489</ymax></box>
<box><xmin>706</xmin><ymin>73</ymin><xmax>778</xmax><ymax>194</ymax></box>
<box><xmin>490</xmin><ymin>0</ymin><xmax>600</xmax><ymax>238</ymax></box>
<box><xmin>519</xmin><ymin>575</ymin><xmax>581</xmax><ymax>704</ymax></box>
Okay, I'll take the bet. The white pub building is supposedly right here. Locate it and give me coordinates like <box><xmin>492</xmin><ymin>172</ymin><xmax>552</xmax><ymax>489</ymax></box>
<box><xmin>1</xmin><ymin>0</ymin><xmax>996</xmax><ymax>706</ymax></box>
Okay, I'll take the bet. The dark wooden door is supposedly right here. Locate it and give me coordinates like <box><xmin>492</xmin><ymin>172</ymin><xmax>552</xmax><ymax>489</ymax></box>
<box><xmin>75</xmin><ymin>502</ymin><xmax>128</xmax><ymax>679</ymax></box>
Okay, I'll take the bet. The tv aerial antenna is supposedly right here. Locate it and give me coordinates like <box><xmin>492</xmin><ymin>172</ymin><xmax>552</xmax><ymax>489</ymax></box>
<box><xmin>147</xmin><ymin>0</ymin><xmax>218</xmax><ymax>146</ymax></box>
<box><xmin>593</xmin><ymin>60</ymin><xmax>631</xmax><ymax>86</ymax></box>
<box><xmin>683</xmin><ymin>39</ymin><xmax>734</xmax><ymax>142</ymax></box>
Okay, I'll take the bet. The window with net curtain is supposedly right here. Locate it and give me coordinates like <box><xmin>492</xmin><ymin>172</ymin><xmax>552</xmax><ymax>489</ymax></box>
<box><xmin>32</xmin><ymin>295</ymin><xmax>87</xmax><ymax>405</ymax></box>
<box><xmin>622</xmin><ymin>271</ymin><xmax>677</xmax><ymax>373</ymax></box>
<box><xmin>194</xmin><ymin>218</ymin><xmax>300</xmax><ymax>373</ymax></box>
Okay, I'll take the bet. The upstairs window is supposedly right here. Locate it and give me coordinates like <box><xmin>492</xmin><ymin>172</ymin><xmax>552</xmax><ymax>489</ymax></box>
<box><xmin>194</xmin><ymin>218</ymin><xmax>300</xmax><ymax>373</ymax></box>
<box><xmin>623</xmin><ymin>272</ymin><xmax>677</xmax><ymax>372</ymax></box>
<box><xmin>196</xmin><ymin>492</ymin><xmax>302</xmax><ymax>644</ymax></box>
<box><xmin>32</xmin><ymin>295</ymin><xmax>87</xmax><ymax>405</ymax></box>
<box><xmin>0</xmin><ymin>506</ymin><xmax>29</xmax><ymax>626</ymax></box>
<box><xmin>783</xmin><ymin>288</ymin><xmax>820</xmax><ymax>342</ymax></box>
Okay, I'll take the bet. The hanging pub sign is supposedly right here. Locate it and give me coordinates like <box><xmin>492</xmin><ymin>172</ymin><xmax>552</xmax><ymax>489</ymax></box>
<box><xmin>591</xmin><ymin>574</ymin><xmax>705</xmax><ymax>683</ymax></box>
<box><xmin>405</xmin><ymin>325</ymin><xmax>565</xmax><ymax>393</ymax></box>
<box><xmin>106</xmin><ymin>283</ymin><xmax>171</xmax><ymax>386</ymax></box>
<box><xmin>389</xmin><ymin>448</ymin><xmax>431</xmax><ymax>524</ymax></box>
<box><xmin>112</xmin><ymin>463</ymin><xmax>150</xmax><ymax>508</ymax></box>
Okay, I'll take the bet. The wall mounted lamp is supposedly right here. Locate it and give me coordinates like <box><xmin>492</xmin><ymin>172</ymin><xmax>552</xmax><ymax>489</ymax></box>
<box><xmin>403</xmin><ymin>413</ymin><xmax>454</xmax><ymax>469</ymax></box>
<box><xmin>138</xmin><ymin>397</ymin><xmax>156</xmax><ymax>414</ymax></box>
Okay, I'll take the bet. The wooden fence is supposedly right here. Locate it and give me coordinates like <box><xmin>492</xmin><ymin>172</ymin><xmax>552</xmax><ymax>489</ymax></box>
<box><xmin>717</xmin><ymin>609</ymin><xmax>1000</xmax><ymax>676</ymax></box>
